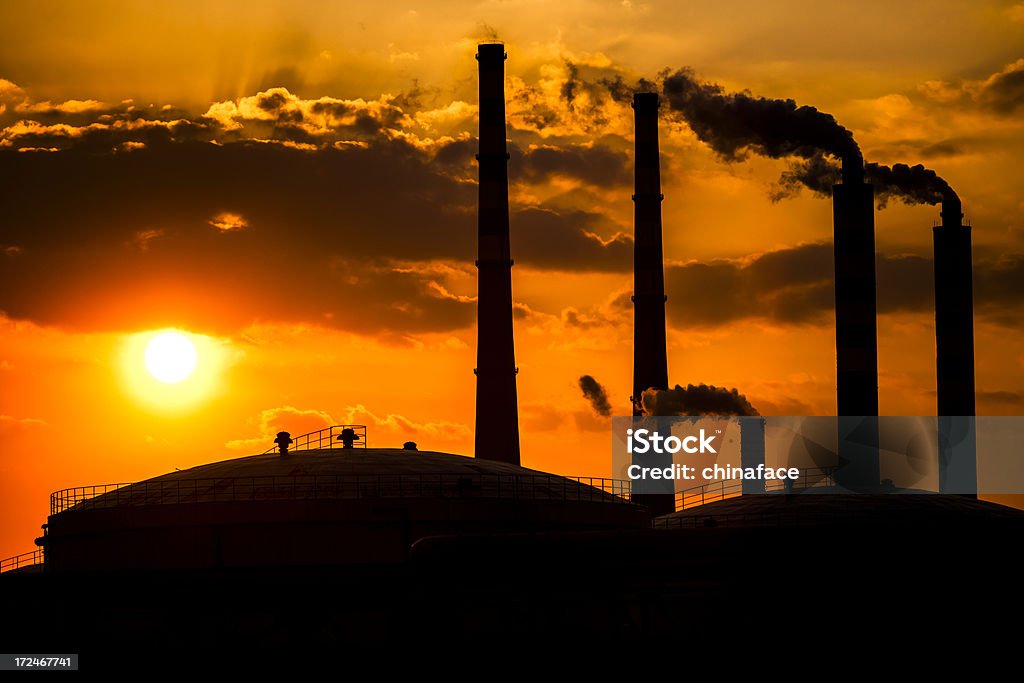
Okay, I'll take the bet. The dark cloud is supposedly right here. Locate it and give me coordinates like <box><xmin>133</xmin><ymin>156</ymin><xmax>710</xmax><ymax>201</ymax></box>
<box><xmin>977</xmin><ymin>390</ymin><xmax>1024</xmax><ymax>406</ymax></box>
<box><xmin>578</xmin><ymin>375</ymin><xmax>612</xmax><ymax>417</ymax></box>
<box><xmin>0</xmin><ymin>84</ymin><xmax>632</xmax><ymax>333</ymax></box>
<box><xmin>433</xmin><ymin>138</ymin><xmax>631</xmax><ymax>188</ymax></box>
<box><xmin>513</xmin><ymin>208</ymin><xmax>631</xmax><ymax>272</ymax></box>
<box><xmin>659</xmin><ymin>243</ymin><xmax>834</xmax><ymax>326</ymax></box>
<box><xmin>635</xmin><ymin>243</ymin><xmax>1024</xmax><ymax>327</ymax></box>
<box><xmin>918</xmin><ymin>58</ymin><xmax>1024</xmax><ymax>116</ymax></box>
<box><xmin>977</xmin><ymin>58</ymin><xmax>1024</xmax><ymax>113</ymax></box>
<box><xmin>514</xmin><ymin>143</ymin><xmax>630</xmax><ymax>187</ymax></box>
<box><xmin>640</xmin><ymin>383</ymin><xmax>759</xmax><ymax>416</ymax></box>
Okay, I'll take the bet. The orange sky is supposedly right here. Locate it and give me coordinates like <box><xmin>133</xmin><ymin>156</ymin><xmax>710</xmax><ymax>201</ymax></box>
<box><xmin>2</xmin><ymin>1</ymin><xmax>1024</xmax><ymax>558</ymax></box>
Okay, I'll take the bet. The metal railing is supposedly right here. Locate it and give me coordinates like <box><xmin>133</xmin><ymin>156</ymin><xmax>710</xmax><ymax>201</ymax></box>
<box><xmin>48</xmin><ymin>467</ymin><xmax>839</xmax><ymax>516</ymax></box>
<box><xmin>262</xmin><ymin>425</ymin><xmax>367</xmax><ymax>454</ymax></box>
<box><xmin>0</xmin><ymin>549</ymin><xmax>43</xmax><ymax>574</ymax></box>
<box><xmin>50</xmin><ymin>474</ymin><xmax>634</xmax><ymax>515</ymax></box>
<box><xmin>673</xmin><ymin>466</ymin><xmax>837</xmax><ymax>512</ymax></box>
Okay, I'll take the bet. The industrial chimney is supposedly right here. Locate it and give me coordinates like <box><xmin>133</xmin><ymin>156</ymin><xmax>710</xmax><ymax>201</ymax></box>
<box><xmin>630</xmin><ymin>92</ymin><xmax>669</xmax><ymax>416</ymax></box>
<box><xmin>934</xmin><ymin>197</ymin><xmax>977</xmax><ymax>496</ymax></box>
<box><xmin>832</xmin><ymin>157</ymin><xmax>881</xmax><ymax>491</ymax></box>
<box><xmin>630</xmin><ymin>92</ymin><xmax>673</xmax><ymax>516</ymax></box>
<box><xmin>473</xmin><ymin>43</ymin><xmax>521</xmax><ymax>466</ymax></box>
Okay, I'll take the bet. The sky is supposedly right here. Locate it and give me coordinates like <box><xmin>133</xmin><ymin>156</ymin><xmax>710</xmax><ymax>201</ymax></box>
<box><xmin>1</xmin><ymin>1</ymin><xmax>1023</xmax><ymax>557</ymax></box>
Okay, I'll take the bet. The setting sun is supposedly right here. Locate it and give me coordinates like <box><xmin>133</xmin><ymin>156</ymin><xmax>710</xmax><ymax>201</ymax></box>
<box><xmin>144</xmin><ymin>332</ymin><xmax>197</xmax><ymax>383</ymax></box>
<box><xmin>118</xmin><ymin>328</ymin><xmax>233</xmax><ymax>413</ymax></box>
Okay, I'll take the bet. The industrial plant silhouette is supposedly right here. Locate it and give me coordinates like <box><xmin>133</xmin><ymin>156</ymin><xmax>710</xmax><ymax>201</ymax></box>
<box><xmin>1</xmin><ymin>44</ymin><xmax>1020</xmax><ymax>657</ymax></box>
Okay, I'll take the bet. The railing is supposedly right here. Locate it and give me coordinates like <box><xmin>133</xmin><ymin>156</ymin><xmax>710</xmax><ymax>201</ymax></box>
<box><xmin>50</xmin><ymin>474</ymin><xmax>635</xmax><ymax>515</ymax></box>
<box><xmin>673</xmin><ymin>467</ymin><xmax>837</xmax><ymax>512</ymax></box>
<box><xmin>50</xmin><ymin>483</ymin><xmax>133</xmax><ymax>516</ymax></box>
<box><xmin>262</xmin><ymin>425</ymin><xmax>367</xmax><ymax>454</ymax></box>
<box><xmin>48</xmin><ymin>467</ymin><xmax>839</xmax><ymax>516</ymax></box>
<box><xmin>0</xmin><ymin>549</ymin><xmax>43</xmax><ymax>574</ymax></box>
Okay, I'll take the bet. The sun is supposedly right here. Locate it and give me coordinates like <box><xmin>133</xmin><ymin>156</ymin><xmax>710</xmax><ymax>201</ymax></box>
<box><xmin>144</xmin><ymin>331</ymin><xmax>198</xmax><ymax>383</ymax></box>
<box><xmin>120</xmin><ymin>328</ymin><xmax>230</xmax><ymax>413</ymax></box>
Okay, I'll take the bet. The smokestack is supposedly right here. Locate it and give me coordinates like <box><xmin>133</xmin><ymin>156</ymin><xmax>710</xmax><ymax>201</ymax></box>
<box><xmin>630</xmin><ymin>93</ymin><xmax>672</xmax><ymax>515</ymax></box>
<box><xmin>832</xmin><ymin>157</ymin><xmax>881</xmax><ymax>490</ymax></box>
<box><xmin>473</xmin><ymin>43</ymin><xmax>520</xmax><ymax>466</ymax></box>
<box><xmin>934</xmin><ymin>197</ymin><xmax>977</xmax><ymax>496</ymax></box>
<box><xmin>631</xmin><ymin>92</ymin><xmax>670</xmax><ymax>415</ymax></box>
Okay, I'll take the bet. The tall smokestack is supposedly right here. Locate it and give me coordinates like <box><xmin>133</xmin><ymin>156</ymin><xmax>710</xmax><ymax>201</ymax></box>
<box><xmin>833</xmin><ymin>157</ymin><xmax>881</xmax><ymax>490</ymax></box>
<box><xmin>631</xmin><ymin>92</ymin><xmax>669</xmax><ymax>415</ymax></box>
<box><xmin>934</xmin><ymin>197</ymin><xmax>977</xmax><ymax>496</ymax></box>
<box><xmin>630</xmin><ymin>92</ymin><xmax>673</xmax><ymax>516</ymax></box>
<box><xmin>474</xmin><ymin>43</ymin><xmax>520</xmax><ymax>465</ymax></box>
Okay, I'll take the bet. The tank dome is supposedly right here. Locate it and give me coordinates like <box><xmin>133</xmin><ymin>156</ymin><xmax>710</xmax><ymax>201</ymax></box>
<box><xmin>44</xmin><ymin>448</ymin><xmax>646</xmax><ymax>572</ymax></box>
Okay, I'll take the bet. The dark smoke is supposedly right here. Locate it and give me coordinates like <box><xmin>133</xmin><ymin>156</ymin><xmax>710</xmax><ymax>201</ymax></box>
<box><xmin>770</xmin><ymin>152</ymin><xmax>841</xmax><ymax>202</ymax></box>
<box><xmin>579</xmin><ymin>375</ymin><xmax>613</xmax><ymax>417</ymax></box>
<box><xmin>600</xmin><ymin>75</ymin><xmax>657</xmax><ymax>103</ymax></box>
<box><xmin>767</xmin><ymin>157</ymin><xmax>959</xmax><ymax>209</ymax></box>
<box><xmin>865</xmin><ymin>162</ymin><xmax>958</xmax><ymax>208</ymax></box>
<box><xmin>607</xmin><ymin>68</ymin><xmax>962</xmax><ymax>207</ymax></box>
<box><xmin>640</xmin><ymin>383</ymin><xmax>759</xmax><ymax>417</ymax></box>
<box><xmin>658</xmin><ymin>69</ymin><xmax>861</xmax><ymax>165</ymax></box>
<box><xmin>562</xmin><ymin>61</ymin><xmax>579</xmax><ymax>107</ymax></box>
<box><xmin>477</xmin><ymin>23</ymin><xmax>500</xmax><ymax>42</ymax></box>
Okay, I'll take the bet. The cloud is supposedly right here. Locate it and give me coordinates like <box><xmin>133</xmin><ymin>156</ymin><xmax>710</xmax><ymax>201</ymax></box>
<box><xmin>225</xmin><ymin>406</ymin><xmax>335</xmax><ymax>452</ymax></box>
<box><xmin>977</xmin><ymin>390</ymin><xmax>1024</xmax><ymax>406</ymax></box>
<box><xmin>226</xmin><ymin>403</ymin><xmax>471</xmax><ymax>453</ymax></box>
<box><xmin>0</xmin><ymin>414</ymin><xmax>49</xmax><ymax>433</ymax></box>
<box><xmin>918</xmin><ymin>58</ymin><xmax>1024</xmax><ymax>116</ymax></box>
<box><xmin>639</xmin><ymin>243</ymin><xmax>1024</xmax><ymax>328</ymax></box>
<box><xmin>337</xmin><ymin>404</ymin><xmax>472</xmax><ymax>447</ymax></box>
<box><xmin>0</xmin><ymin>81</ymin><xmax>634</xmax><ymax>334</ymax></box>
<box><xmin>514</xmin><ymin>143</ymin><xmax>630</xmax><ymax>187</ymax></box>
<box><xmin>208</xmin><ymin>212</ymin><xmax>249</xmax><ymax>232</ymax></box>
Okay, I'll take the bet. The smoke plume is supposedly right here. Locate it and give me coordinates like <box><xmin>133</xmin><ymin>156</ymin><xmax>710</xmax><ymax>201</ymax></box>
<box><xmin>768</xmin><ymin>156</ymin><xmax>959</xmax><ymax>208</ymax></box>
<box><xmin>865</xmin><ymin>162</ymin><xmax>958</xmax><ymax>208</ymax></box>
<box><xmin>608</xmin><ymin>68</ymin><xmax>962</xmax><ymax>209</ymax></box>
<box><xmin>579</xmin><ymin>375</ymin><xmax>613</xmax><ymax>417</ymax></box>
<box><xmin>640</xmin><ymin>383</ymin><xmax>759</xmax><ymax>417</ymax></box>
<box><xmin>770</xmin><ymin>151</ymin><xmax>841</xmax><ymax>202</ymax></box>
<box><xmin>658</xmin><ymin>69</ymin><xmax>862</xmax><ymax>165</ymax></box>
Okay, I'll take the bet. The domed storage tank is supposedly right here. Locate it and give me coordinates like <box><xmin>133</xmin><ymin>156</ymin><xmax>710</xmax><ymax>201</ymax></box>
<box><xmin>43</xmin><ymin>442</ymin><xmax>645</xmax><ymax>572</ymax></box>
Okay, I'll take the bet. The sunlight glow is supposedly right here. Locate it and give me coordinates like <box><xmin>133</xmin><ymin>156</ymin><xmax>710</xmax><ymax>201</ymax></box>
<box><xmin>120</xmin><ymin>328</ymin><xmax>233</xmax><ymax>413</ymax></box>
<box><xmin>145</xmin><ymin>332</ymin><xmax>197</xmax><ymax>383</ymax></box>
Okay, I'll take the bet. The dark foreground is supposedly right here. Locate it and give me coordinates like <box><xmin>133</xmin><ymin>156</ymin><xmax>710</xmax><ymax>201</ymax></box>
<box><xmin>3</xmin><ymin>517</ymin><xmax>1021</xmax><ymax>666</ymax></box>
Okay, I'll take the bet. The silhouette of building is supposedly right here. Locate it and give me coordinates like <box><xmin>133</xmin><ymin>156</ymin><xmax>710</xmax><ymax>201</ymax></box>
<box><xmin>474</xmin><ymin>42</ymin><xmax>521</xmax><ymax>466</ymax></box>
<box><xmin>40</xmin><ymin>440</ymin><xmax>645</xmax><ymax>573</ymax></box>
<box><xmin>832</xmin><ymin>157</ymin><xmax>881</xmax><ymax>490</ymax></box>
